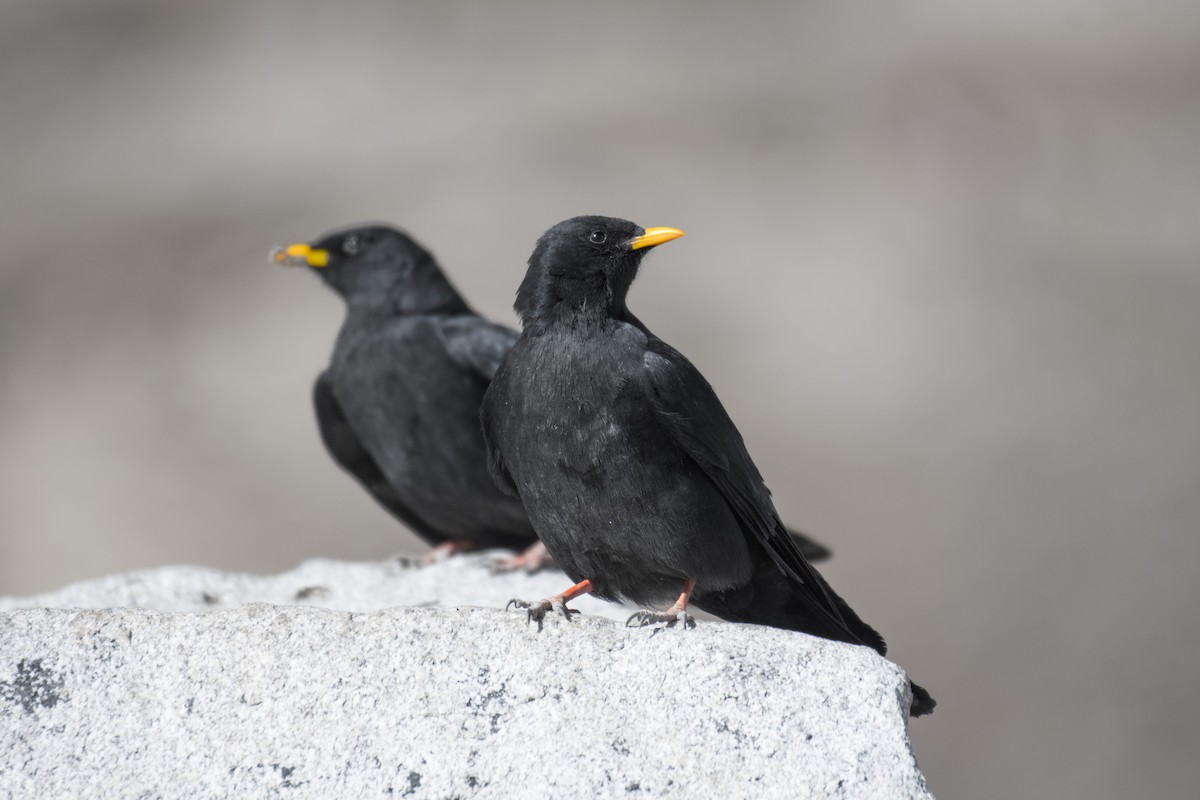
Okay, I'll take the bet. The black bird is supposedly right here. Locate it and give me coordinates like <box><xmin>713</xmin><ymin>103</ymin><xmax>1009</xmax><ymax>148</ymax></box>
<box><xmin>272</xmin><ymin>225</ymin><xmax>536</xmax><ymax>558</ymax></box>
<box><xmin>480</xmin><ymin>216</ymin><xmax>934</xmax><ymax>717</ymax></box>
<box><xmin>273</xmin><ymin>224</ymin><xmax>833</xmax><ymax>568</ymax></box>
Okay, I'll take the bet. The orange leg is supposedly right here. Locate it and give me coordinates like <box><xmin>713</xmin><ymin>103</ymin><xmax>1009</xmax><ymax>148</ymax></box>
<box><xmin>627</xmin><ymin>578</ymin><xmax>698</xmax><ymax>630</ymax></box>
<box><xmin>491</xmin><ymin>541</ymin><xmax>554</xmax><ymax>574</ymax></box>
<box><xmin>557</xmin><ymin>579</ymin><xmax>594</xmax><ymax>603</ymax></box>
<box><xmin>419</xmin><ymin>539</ymin><xmax>476</xmax><ymax>565</ymax></box>
<box><xmin>507</xmin><ymin>579</ymin><xmax>594</xmax><ymax>631</ymax></box>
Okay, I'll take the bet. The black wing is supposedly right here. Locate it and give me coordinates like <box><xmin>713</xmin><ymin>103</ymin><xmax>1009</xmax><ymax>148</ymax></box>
<box><xmin>478</xmin><ymin>362</ymin><xmax>520</xmax><ymax>499</ymax></box>
<box><xmin>640</xmin><ymin>339</ymin><xmax>881</xmax><ymax>651</ymax></box>
<box><xmin>437</xmin><ymin>315</ymin><xmax>519</xmax><ymax>381</ymax></box>
<box><xmin>312</xmin><ymin>371</ymin><xmax>445</xmax><ymax>544</ymax></box>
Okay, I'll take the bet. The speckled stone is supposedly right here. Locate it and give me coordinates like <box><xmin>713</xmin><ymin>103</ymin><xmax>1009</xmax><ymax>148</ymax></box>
<box><xmin>0</xmin><ymin>557</ymin><xmax>932</xmax><ymax>799</ymax></box>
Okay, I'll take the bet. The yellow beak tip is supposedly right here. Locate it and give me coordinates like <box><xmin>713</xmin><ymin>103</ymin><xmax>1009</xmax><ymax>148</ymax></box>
<box><xmin>273</xmin><ymin>242</ymin><xmax>329</xmax><ymax>268</ymax></box>
<box><xmin>630</xmin><ymin>226</ymin><xmax>685</xmax><ymax>251</ymax></box>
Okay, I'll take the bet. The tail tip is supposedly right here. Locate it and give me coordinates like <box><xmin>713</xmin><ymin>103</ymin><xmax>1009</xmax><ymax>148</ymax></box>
<box><xmin>909</xmin><ymin>682</ymin><xmax>937</xmax><ymax>717</ymax></box>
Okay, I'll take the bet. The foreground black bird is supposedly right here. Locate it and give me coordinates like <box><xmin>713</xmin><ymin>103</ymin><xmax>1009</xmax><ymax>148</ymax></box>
<box><xmin>481</xmin><ymin>216</ymin><xmax>934</xmax><ymax>716</ymax></box>
<box><xmin>273</xmin><ymin>224</ymin><xmax>833</xmax><ymax>567</ymax></box>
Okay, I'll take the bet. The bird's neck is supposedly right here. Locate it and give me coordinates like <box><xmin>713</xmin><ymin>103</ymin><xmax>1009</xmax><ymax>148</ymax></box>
<box><xmin>341</xmin><ymin>278</ymin><xmax>470</xmax><ymax>320</ymax></box>
<box><xmin>517</xmin><ymin>272</ymin><xmax>632</xmax><ymax>333</ymax></box>
<box><xmin>524</xmin><ymin>296</ymin><xmax>630</xmax><ymax>336</ymax></box>
<box><xmin>320</xmin><ymin>255</ymin><xmax>472</xmax><ymax>319</ymax></box>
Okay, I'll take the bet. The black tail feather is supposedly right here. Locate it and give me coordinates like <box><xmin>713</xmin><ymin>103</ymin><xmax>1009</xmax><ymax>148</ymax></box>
<box><xmin>909</xmin><ymin>681</ymin><xmax>937</xmax><ymax>717</ymax></box>
<box><xmin>785</xmin><ymin>527</ymin><xmax>832</xmax><ymax>563</ymax></box>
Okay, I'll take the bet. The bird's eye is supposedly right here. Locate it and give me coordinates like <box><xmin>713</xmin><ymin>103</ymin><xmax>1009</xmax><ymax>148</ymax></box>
<box><xmin>342</xmin><ymin>235</ymin><xmax>360</xmax><ymax>255</ymax></box>
<box><xmin>588</xmin><ymin>230</ymin><xmax>607</xmax><ymax>244</ymax></box>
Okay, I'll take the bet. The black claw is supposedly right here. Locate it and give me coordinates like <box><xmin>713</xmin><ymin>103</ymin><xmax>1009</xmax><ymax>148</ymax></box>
<box><xmin>532</xmin><ymin>604</ymin><xmax>553</xmax><ymax>631</ymax></box>
<box><xmin>506</xmin><ymin>598</ymin><xmax>530</xmax><ymax>612</ymax></box>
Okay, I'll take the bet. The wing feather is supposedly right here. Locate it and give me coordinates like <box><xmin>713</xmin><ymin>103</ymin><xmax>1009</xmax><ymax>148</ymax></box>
<box><xmin>639</xmin><ymin>341</ymin><xmax>873</xmax><ymax>643</ymax></box>
<box><xmin>312</xmin><ymin>371</ymin><xmax>444</xmax><ymax>543</ymax></box>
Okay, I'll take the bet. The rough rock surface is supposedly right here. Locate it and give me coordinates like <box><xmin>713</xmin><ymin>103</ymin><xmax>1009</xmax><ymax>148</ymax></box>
<box><xmin>0</xmin><ymin>555</ymin><xmax>932</xmax><ymax>799</ymax></box>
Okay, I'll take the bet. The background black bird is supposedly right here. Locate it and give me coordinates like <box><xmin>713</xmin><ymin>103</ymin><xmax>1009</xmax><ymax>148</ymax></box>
<box><xmin>481</xmin><ymin>215</ymin><xmax>934</xmax><ymax>716</ymax></box>
<box><xmin>274</xmin><ymin>223</ymin><xmax>835</xmax><ymax>567</ymax></box>
<box><xmin>273</xmin><ymin>224</ymin><xmax>536</xmax><ymax>558</ymax></box>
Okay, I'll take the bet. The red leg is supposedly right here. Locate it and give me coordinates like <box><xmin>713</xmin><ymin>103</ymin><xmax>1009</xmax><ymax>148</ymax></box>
<box><xmin>419</xmin><ymin>539</ymin><xmax>476</xmax><ymax>565</ymax></box>
<box><xmin>556</xmin><ymin>579</ymin><xmax>594</xmax><ymax>603</ymax></box>
<box><xmin>492</xmin><ymin>541</ymin><xmax>554</xmax><ymax>574</ymax></box>
<box><xmin>667</xmin><ymin>578</ymin><xmax>697</xmax><ymax>614</ymax></box>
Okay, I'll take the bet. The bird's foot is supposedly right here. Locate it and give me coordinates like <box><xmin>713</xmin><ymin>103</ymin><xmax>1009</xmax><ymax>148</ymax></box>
<box><xmin>419</xmin><ymin>539</ymin><xmax>476</xmax><ymax>566</ymax></box>
<box><xmin>506</xmin><ymin>596</ymin><xmax>580</xmax><ymax>631</ymax></box>
<box><xmin>625</xmin><ymin>579</ymin><xmax>698</xmax><ymax>631</ymax></box>
<box><xmin>625</xmin><ymin>609</ymin><xmax>697</xmax><ymax>630</ymax></box>
<box><xmin>504</xmin><ymin>580</ymin><xmax>593</xmax><ymax>632</ymax></box>
<box><xmin>491</xmin><ymin>542</ymin><xmax>554</xmax><ymax>574</ymax></box>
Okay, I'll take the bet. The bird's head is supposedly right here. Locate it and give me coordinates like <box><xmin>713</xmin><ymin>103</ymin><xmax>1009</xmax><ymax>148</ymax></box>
<box><xmin>271</xmin><ymin>224</ymin><xmax>467</xmax><ymax>313</ymax></box>
<box><xmin>515</xmin><ymin>216</ymin><xmax>683</xmax><ymax>327</ymax></box>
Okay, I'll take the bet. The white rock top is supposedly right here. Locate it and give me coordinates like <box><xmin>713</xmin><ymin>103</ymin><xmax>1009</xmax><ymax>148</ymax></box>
<box><xmin>0</xmin><ymin>554</ymin><xmax>932</xmax><ymax>799</ymax></box>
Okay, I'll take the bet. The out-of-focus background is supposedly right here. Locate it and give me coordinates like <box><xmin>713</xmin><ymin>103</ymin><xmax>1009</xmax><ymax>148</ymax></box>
<box><xmin>1</xmin><ymin>1</ymin><xmax>1197</xmax><ymax>797</ymax></box>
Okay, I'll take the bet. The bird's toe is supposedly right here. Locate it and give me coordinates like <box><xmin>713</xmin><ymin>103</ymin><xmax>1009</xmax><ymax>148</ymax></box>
<box><xmin>506</xmin><ymin>597</ymin><xmax>579</xmax><ymax>632</ymax></box>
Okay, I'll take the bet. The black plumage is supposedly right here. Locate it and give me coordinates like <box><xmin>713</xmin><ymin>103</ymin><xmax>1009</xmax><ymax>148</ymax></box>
<box><xmin>273</xmin><ymin>225</ymin><xmax>534</xmax><ymax>553</ymax></box>
<box><xmin>274</xmin><ymin>224</ymin><xmax>833</xmax><ymax>565</ymax></box>
<box><xmin>480</xmin><ymin>216</ymin><xmax>934</xmax><ymax>716</ymax></box>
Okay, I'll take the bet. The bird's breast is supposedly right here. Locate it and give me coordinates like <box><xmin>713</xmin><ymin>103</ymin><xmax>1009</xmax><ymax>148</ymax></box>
<box><xmin>505</xmin><ymin>330</ymin><xmax>652</xmax><ymax>474</ymax></box>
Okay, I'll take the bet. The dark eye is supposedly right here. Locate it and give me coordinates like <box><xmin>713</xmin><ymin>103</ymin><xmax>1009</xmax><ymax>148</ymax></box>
<box><xmin>342</xmin><ymin>235</ymin><xmax>360</xmax><ymax>255</ymax></box>
<box><xmin>588</xmin><ymin>230</ymin><xmax>607</xmax><ymax>244</ymax></box>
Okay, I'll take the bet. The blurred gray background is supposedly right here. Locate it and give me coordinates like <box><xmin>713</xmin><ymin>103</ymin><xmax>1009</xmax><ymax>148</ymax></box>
<box><xmin>2</xmin><ymin>1</ymin><xmax>1197</xmax><ymax>797</ymax></box>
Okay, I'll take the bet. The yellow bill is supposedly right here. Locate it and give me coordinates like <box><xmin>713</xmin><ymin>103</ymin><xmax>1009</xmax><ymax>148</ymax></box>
<box><xmin>628</xmin><ymin>226</ymin><xmax>684</xmax><ymax>251</ymax></box>
<box><xmin>271</xmin><ymin>243</ymin><xmax>330</xmax><ymax>268</ymax></box>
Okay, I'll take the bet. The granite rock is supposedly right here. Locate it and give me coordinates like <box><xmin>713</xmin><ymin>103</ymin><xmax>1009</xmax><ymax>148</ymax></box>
<box><xmin>0</xmin><ymin>555</ymin><xmax>931</xmax><ymax>799</ymax></box>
